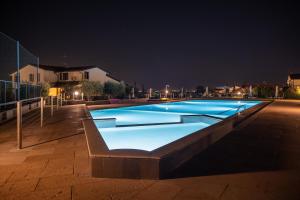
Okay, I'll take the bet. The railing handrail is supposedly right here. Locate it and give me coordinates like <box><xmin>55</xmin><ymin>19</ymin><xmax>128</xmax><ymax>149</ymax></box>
<box><xmin>0</xmin><ymin>97</ymin><xmax>41</xmax><ymax>107</ymax></box>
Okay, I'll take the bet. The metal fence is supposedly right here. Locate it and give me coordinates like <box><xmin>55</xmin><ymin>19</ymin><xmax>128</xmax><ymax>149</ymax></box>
<box><xmin>0</xmin><ymin>32</ymin><xmax>40</xmax><ymax>111</ymax></box>
<box><xmin>0</xmin><ymin>80</ymin><xmax>41</xmax><ymax>112</ymax></box>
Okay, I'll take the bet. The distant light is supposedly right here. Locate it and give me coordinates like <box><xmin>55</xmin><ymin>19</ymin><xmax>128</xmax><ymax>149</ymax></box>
<box><xmin>166</xmin><ymin>90</ymin><xmax>169</xmax><ymax>94</ymax></box>
<box><xmin>74</xmin><ymin>91</ymin><xmax>79</xmax><ymax>96</ymax></box>
<box><xmin>237</xmin><ymin>91</ymin><xmax>241</xmax><ymax>95</ymax></box>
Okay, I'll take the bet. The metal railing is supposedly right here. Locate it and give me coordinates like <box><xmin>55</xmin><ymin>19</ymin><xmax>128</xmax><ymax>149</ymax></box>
<box><xmin>0</xmin><ymin>80</ymin><xmax>41</xmax><ymax>112</ymax></box>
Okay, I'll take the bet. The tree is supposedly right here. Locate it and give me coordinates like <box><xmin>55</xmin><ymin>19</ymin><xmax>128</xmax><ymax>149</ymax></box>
<box><xmin>40</xmin><ymin>82</ymin><xmax>50</xmax><ymax>97</ymax></box>
<box><xmin>104</xmin><ymin>81</ymin><xmax>126</xmax><ymax>99</ymax></box>
<box><xmin>93</xmin><ymin>81</ymin><xmax>103</xmax><ymax>96</ymax></box>
<box><xmin>63</xmin><ymin>83</ymin><xmax>74</xmax><ymax>98</ymax></box>
<box><xmin>195</xmin><ymin>85</ymin><xmax>205</xmax><ymax>97</ymax></box>
<box><xmin>253</xmin><ymin>85</ymin><xmax>275</xmax><ymax>98</ymax></box>
<box><xmin>104</xmin><ymin>81</ymin><xmax>114</xmax><ymax>98</ymax></box>
<box><xmin>283</xmin><ymin>87</ymin><xmax>300</xmax><ymax>99</ymax></box>
<box><xmin>116</xmin><ymin>82</ymin><xmax>126</xmax><ymax>98</ymax></box>
<box><xmin>81</xmin><ymin>81</ymin><xmax>103</xmax><ymax>101</ymax></box>
<box><xmin>125</xmin><ymin>84</ymin><xmax>132</xmax><ymax>98</ymax></box>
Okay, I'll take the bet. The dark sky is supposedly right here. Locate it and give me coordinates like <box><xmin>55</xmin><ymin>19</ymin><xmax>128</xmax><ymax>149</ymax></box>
<box><xmin>1</xmin><ymin>1</ymin><xmax>300</xmax><ymax>88</ymax></box>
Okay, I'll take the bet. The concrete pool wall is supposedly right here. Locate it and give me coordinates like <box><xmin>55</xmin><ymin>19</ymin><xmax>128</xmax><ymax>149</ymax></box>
<box><xmin>83</xmin><ymin>100</ymin><xmax>270</xmax><ymax>179</ymax></box>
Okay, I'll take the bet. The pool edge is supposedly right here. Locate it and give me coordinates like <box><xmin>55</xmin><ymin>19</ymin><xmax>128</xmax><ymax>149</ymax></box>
<box><xmin>83</xmin><ymin>100</ymin><xmax>270</xmax><ymax>179</ymax></box>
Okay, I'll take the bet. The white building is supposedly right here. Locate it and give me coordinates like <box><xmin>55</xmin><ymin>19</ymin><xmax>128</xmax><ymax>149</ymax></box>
<box><xmin>10</xmin><ymin>64</ymin><xmax>120</xmax><ymax>85</ymax></box>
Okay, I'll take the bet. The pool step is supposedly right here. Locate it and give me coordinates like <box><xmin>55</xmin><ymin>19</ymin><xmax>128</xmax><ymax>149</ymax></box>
<box><xmin>93</xmin><ymin>114</ymin><xmax>222</xmax><ymax>129</ymax></box>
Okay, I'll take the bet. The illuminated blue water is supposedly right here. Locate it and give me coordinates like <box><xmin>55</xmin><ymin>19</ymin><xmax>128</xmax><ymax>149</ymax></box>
<box><xmin>90</xmin><ymin>100</ymin><xmax>261</xmax><ymax>151</ymax></box>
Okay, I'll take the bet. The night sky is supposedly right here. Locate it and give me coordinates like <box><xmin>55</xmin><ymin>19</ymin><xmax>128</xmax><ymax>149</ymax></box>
<box><xmin>1</xmin><ymin>1</ymin><xmax>300</xmax><ymax>88</ymax></box>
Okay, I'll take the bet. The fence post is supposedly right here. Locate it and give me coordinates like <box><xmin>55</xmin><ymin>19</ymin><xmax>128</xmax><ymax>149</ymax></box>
<box><xmin>56</xmin><ymin>95</ymin><xmax>59</xmax><ymax>110</ymax></box>
<box><xmin>51</xmin><ymin>96</ymin><xmax>54</xmax><ymax>116</ymax></box>
<box><xmin>60</xmin><ymin>94</ymin><xmax>63</xmax><ymax>107</ymax></box>
<box><xmin>3</xmin><ymin>81</ymin><xmax>7</xmax><ymax>110</ymax></box>
<box><xmin>17</xmin><ymin>101</ymin><xmax>22</xmax><ymax>149</ymax></box>
<box><xmin>41</xmin><ymin>97</ymin><xmax>43</xmax><ymax>127</ymax></box>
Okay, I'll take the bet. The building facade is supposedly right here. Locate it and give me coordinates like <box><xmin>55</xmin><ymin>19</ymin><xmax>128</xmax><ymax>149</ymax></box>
<box><xmin>287</xmin><ymin>74</ymin><xmax>300</xmax><ymax>88</ymax></box>
<box><xmin>10</xmin><ymin>64</ymin><xmax>120</xmax><ymax>85</ymax></box>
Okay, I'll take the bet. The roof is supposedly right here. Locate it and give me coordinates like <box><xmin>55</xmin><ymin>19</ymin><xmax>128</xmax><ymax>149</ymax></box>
<box><xmin>289</xmin><ymin>74</ymin><xmax>300</xmax><ymax>79</ymax></box>
<box><xmin>38</xmin><ymin>64</ymin><xmax>99</xmax><ymax>72</ymax></box>
<box><xmin>106</xmin><ymin>73</ymin><xmax>121</xmax><ymax>82</ymax></box>
<box><xmin>39</xmin><ymin>64</ymin><xmax>121</xmax><ymax>82</ymax></box>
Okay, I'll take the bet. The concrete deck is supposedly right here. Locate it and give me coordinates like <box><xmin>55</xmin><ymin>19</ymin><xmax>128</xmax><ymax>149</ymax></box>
<box><xmin>0</xmin><ymin>100</ymin><xmax>299</xmax><ymax>199</ymax></box>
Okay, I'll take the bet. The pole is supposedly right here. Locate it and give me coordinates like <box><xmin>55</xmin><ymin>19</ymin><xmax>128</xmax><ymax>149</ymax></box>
<box><xmin>132</xmin><ymin>87</ymin><xmax>135</xmax><ymax>98</ymax></box>
<box><xmin>165</xmin><ymin>85</ymin><xmax>167</xmax><ymax>98</ymax></box>
<box><xmin>4</xmin><ymin>81</ymin><xmax>6</xmax><ymax>105</ymax></box>
<box><xmin>40</xmin><ymin>97</ymin><xmax>44</xmax><ymax>127</ymax></box>
<box><xmin>17</xmin><ymin>41</ymin><xmax>20</xmax><ymax>101</ymax></box>
<box><xmin>17</xmin><ymin>101</ymin><xmax>22</xmax><ymax>149</ymax></box>
<box><xmin>51</xmin><ymin>96</ymin><xmax>54</xmax><ymax>116</ymax></box>
<box><xmin>181</xmin><ymin>88</ymin><xmax>183</xmax><ymax>98</ymax></box>
<box><xmin>37</xmin><ymin>57</ymin><xmax>39</xmax><ymax>85</ymax></box>
<box><xmin>149</xmin><ymin>88</ymin><xmax>152</xmax><ymax>98</ymax></box>
<box><xmin>56</xmin><ymin>95</ymin><xmax>59</xmax><ymax>110</ymax></box>
<box><xmin>25</xmin><ymin>84</ymin><xmax>28</xmax><ymax>99</ymax></box>
<box><xmin>60</xmin><ymin>94</ymin><xmax>63</xmax><ymax>106</ymax></box>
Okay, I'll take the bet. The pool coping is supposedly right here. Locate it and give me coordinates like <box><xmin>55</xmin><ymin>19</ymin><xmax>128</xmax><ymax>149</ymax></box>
<box><xmin>83</xmin><ymin>100</ymin><xmax>271</xmax><ymax>179</ymax></box>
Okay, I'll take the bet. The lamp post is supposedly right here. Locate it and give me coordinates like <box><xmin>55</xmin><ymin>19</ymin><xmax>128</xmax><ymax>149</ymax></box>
<box><xmin>149</xmin><ymin>88</ymin><xmax>152</xmax><ymax>98</ymax></box>
<box><xmin>74</xmin><ymin>91</ymin><xmax>79</xmax><ymax>100</ymax></box>
<box><xmin>132</xmin><ymin>87</ymin><xmax>135</xmax><ymax>98</ymax></box>
<box><xmin>181</xmin><ymin>88</ymin><xmax>184</xmax><ymax>98</ymax></box>
<box><xmin>165</xmin><ymin>84</ymin><xmax>169</xmax><ymax>98</ymax></box>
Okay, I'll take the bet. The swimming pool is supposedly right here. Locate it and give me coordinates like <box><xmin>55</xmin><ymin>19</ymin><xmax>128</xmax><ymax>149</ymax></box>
<box><xmin>89</xmin><ymin>100</ymin><xmax>261</xmax><ymax>151</ymax></box>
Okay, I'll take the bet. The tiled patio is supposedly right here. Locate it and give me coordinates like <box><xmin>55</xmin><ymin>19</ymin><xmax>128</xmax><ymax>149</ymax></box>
<box><xmin>0</xmin><ymin>100</ymin><xmax>299</xmax><ymax>199</ymax></box>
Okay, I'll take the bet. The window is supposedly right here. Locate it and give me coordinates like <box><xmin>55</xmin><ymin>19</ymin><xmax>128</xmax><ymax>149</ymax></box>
<box><xmin>84</xmin><ymin>71</ymin><xmax>89</xmax><ymax>80</ymax></box>
<box><xmin>29</xmin><ymin>74</ymin><xmax>34</xmax><ymax>82</ymax></box>
<box><xmin>60</xmin><ymin>72</ymin><xmax>69</xmax><ymax>81</ymax></box>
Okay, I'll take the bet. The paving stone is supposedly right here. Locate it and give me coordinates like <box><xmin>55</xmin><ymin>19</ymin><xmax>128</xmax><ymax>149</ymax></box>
<box><xmin>40</xmin><ymin>157</ymin><xmax>74</xmax><ymax>177</ymax></box>
<box><xmin>132</xmin><ymin>182</ymin><xmax>181</xmax><ymax>200</ymax></box>
<box><xmin>73</xmin><ymin>179</ymin><xmax>155</xmax><ymax>200</ymax></box>
<box><xmin>36</xmin><ymin>174</ymin><xmax>103</xmax><ymax>190</ymax></box>
<box><xmin>220</xmin><ymin>186</ymin><xmax>269</xmax><ymax>200</ymax></box>
<box><xmin>168</xmin><ymin>178</ymin><xmax>226</xmax><ymax>200</ymax></box>
<box><xmin>74</xmin><ymin>150</ymin><xmax>90</xmax><ymax>176</ymax></box>
<box><xmin>2</xmin><ymin>187</ymin><xmax>71</xmax><ymax>200</ymax></box>
<box><xmin>0</xmin><ymin>178</ymin><xmax>39</xmax><ymax>197</ymax></box>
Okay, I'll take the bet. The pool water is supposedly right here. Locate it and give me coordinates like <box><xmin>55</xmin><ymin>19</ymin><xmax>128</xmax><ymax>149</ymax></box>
<box><xmin>90</xmin><ymin>100</ymin><xmax>261</xmax><ymax>151</ymax></box>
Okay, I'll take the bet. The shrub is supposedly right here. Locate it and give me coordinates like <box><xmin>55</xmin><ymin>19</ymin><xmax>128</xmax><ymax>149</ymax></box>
<box><xmin>283</xmin><ymin>87</ymin><xmax>300</xmax><ymax>99</ymax></box>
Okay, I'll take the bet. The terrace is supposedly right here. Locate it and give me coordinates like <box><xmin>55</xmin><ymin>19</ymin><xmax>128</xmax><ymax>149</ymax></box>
<box><xmin>0</xmin><ymin>100</ymin><xmax>299</xmax><ymax>199</ymax></box>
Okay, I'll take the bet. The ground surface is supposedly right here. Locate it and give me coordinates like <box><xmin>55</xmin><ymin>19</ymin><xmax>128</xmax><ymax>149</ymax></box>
<box><xmin>0</xmin><ymin>100</ymin><xmax>299</xmax><ymax>200</ymax></box>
